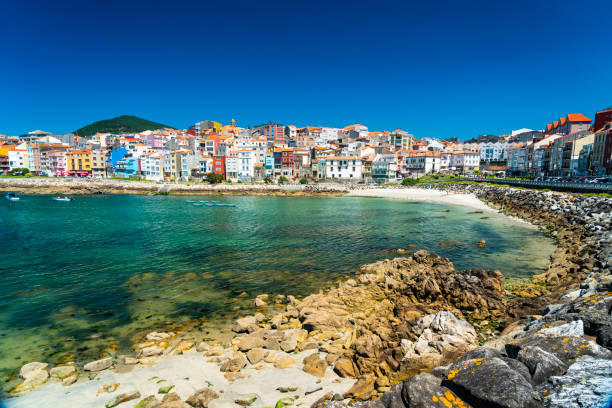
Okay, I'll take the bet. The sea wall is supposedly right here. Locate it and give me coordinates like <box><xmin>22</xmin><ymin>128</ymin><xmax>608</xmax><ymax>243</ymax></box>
<box><xmin>0</xmin><ymin>178</ymin><xmax>349</xmax><ymax>195</ymax></box>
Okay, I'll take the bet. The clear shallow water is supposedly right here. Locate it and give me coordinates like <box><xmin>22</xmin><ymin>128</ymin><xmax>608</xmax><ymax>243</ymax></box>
<box><xmin>0</xmin><ymin>195</ymin><xmax>554</xmax><ymax>391</ymax></box>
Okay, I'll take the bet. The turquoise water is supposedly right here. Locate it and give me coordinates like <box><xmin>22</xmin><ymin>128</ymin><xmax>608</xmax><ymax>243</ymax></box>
<box><xmin>0</xmin><ymin>195</ymin><xmax>554</xmax><ymax>391</ymax></box>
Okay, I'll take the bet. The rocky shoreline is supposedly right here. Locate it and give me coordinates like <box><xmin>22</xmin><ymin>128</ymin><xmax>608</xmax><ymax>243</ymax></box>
<box><xmin>6</xmin><ymin>184</ymin><xmax>612</xmax><ymax>408</ymax></box>
<box><xmin>0</xmin><ymin>178</ymin><xmax>349</xmax><ymax>196</ymax></box>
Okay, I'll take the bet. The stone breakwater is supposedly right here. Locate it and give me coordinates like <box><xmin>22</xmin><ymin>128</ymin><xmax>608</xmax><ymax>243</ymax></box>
<box><xmin>0</xmin><ymin>178</ymin><xmax>350</xmax><ymax>195</ymax></box>
<box><xmin>8</xmin><ymin>184</ymin><xmax>612</xmax><ymax>408</ymax></box>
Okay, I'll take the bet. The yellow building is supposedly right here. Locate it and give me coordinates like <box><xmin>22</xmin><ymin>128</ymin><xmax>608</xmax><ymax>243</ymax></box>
<box><xmin>66</xmin><ymin>149</ymin><xmax>92</xmax><ymax>176</ymax></box>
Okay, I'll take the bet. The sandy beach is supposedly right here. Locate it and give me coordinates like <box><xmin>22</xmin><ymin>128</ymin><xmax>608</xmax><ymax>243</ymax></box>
<box><xmin>6</xmin><ymin>348</ymin><xmax>354</xmax><ymax>408</ymax></box>
<box><xmin>346</xmin><ymin>187</ymin><xmax>495</xmax><ymax>211</ymax></box>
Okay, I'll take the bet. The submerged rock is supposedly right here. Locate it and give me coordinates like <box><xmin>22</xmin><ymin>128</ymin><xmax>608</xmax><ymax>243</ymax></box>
<box><xmin>84</xmin><ymin>357</ymin><xmax>113</xmax><ymax>372</ymax></box>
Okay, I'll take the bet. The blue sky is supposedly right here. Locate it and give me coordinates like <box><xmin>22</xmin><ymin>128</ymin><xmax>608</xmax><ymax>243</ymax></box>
<box><xmin>1</xmin><ymin>0</ymin><xmax>610</xmax><ymax>139</ymax></box>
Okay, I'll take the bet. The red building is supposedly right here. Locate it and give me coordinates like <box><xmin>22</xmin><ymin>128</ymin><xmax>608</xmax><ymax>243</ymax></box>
<box><xmin>212</xmin><ymin>155</ymin><xmax>226</xmax><ymax>179</ymax></box>
<box><xmin>593</xmin><ymin>108</ymin><xmax>612</xmax><ymax>132</ymax></box>
<box><xmin>262</xmin><ymin>123</ymin><xmax>285</xmax><ymax>142</ymax></box>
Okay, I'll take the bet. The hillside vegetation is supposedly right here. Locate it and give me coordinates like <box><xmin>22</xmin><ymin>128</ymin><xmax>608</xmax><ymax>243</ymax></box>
<box><xmin>74</xmin><ymin>115</ymin><xmax>171</xmax><ymax>136</ymax></box>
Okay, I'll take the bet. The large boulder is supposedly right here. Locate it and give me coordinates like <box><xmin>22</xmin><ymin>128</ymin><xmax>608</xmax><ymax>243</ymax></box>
<box><xmin>516</xmin><ymin>346</ymin><xmax>567</xmax><ymax>385</ymax></box>
<box><xmin>505</xmin><ymin>335</ymin><xmax>611</xmax><ymax>365</ymax></box>
<box><xmin>401</xmin><ymin>312</ymin><xmax>478</xmax><ymax>371</ymax></box>
<box><xmin>543</xmin><ymin>355</ymin><xmax>612</xmax><ymax>408</ymax></box>
<box><xmin>442</xmin><ymin>356</ymin><xmax>541</xmax><ymax>408</ymax></box>
<box><xmin>303</xmin><ymin>353</ymin><xmax>327</xmax><ymax>378</ymax></box>
<box><xmin>397</xmin><ymin>372</ymin><xmax>468</xmax><ymax>408</ymax></box>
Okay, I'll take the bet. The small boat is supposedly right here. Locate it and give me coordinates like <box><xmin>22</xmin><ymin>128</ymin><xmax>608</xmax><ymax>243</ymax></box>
<box><xmin>53</xmin><ymin>196</ymin><xmax>73</xmax><ymax>202</ymax></box>
<box><xmin>5</xmin><ymin>192</ymin><xmax>20</xmax><ymax>201</ymax></box>
<box><xmin>199</xmin><ymin>200</ymin><xmax>208</xmax><ymax>203</ymax></box>
<box><xmin>185</xmin><ymin>200</ymin><xmax>195</xmax><ymax>203</ymax></box>
<box><xmin>192</xmin><ymin>203</ymin><xmax>203</xmax><ymax>206</ymax></box>
<box><xmin>215</xmin><ymin>203</ymin><xmax>236</xmax><ymax>207</ymax></box>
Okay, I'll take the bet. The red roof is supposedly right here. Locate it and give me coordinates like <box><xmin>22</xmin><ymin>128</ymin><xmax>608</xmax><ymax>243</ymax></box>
<box><xmin>566</xmin><ymin>113</ymin><xmax>592</xmax><ymax>123</ymax></box>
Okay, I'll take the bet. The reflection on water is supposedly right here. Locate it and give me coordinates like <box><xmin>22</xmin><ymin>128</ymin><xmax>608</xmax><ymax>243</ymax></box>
<box><xmin>0</xmin><ymin>195</ymin><xmax>555</xmax><ymax>391</ymax></box>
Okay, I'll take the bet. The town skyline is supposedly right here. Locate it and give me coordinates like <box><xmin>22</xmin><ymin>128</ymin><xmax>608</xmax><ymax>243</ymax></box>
<box><xmin>3</xmin><ymin>103</ymin><xmax>611</xmax><ymax>141</ymax></box>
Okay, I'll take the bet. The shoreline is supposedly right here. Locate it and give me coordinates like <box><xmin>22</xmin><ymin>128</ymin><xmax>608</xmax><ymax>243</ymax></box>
<box><xmin>3</xmin><ymin>183</ymin><xmax>611</xmax><ymax>408</ymax></box>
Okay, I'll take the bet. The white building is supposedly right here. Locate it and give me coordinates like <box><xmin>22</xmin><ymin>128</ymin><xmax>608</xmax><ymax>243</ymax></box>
<box><xmin>225</xmin><ymin>154</ymin><xmax>239</xmax><ymax>181</ymax></box>
<box><xmin>478</xmin><ymin>142</ymin><xmax>510</xmax><ymax>162</ymax></box>
<box><xmin>238</xmin><ymin>149</ymin><xmax>256</xmax><ymax>181</ymax></box>
<box><xmin>324</xmin><ymin>155</ymin><xmax>363</xmax><ymax>181</ymax></box>
<box><xmin>446</xmin><ymin>151</ymin><xmax>480</xmax><ymax>173</ymax></box>
<box><xmin>141</xmin><ymin>153</ymin><xmax>163</xmax><ymax>181</ymax></box>
<box><xmin>401</xmin><ymin>151</ymin><xmax>441</xmax><ymax>176</ymax></box>
<box><xmin>8</xmin><ymin>148</ymin><xmax>27</xmax><ymax>170</ymax></box>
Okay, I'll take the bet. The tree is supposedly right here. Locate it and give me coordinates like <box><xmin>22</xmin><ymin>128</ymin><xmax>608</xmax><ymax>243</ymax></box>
<box><xmin>299</xmin><ymin>178</ymin><xmax>308</xmax><ymax>184</ymax></box>
<box><xmin>206</xmin><ymin>173</ymin><xmax>224</xmax><ymax>184</ymax></box>
<box><xmin>264</xmin><ymin>177</ymin><xmax>272</xmax><ymax>184</ymax></box>
<box><xmin>278</xmin><ymin>176</ymin><xmax>288</xmax><ymax>185</ymax></box>
<box><xmin>401</xmin><ymin>177</ymin><xmax>418</xmax><ymax>186</ymax></box>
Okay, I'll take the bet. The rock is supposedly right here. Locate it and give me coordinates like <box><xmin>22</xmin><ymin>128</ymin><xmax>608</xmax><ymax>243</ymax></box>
<box><xmin>186</xmin><ymin>387</ymin><xmax>219</xmax><ymax>408</ymax></box>
<box><xmin>516</xmin><ymin>346</ymin><xmax>568</xmax><ymax>385</ymax></box>
<box><xmin>343</xmin><ymin>376</ymin><xmax>375</xmax><ymax>401</ymax></box>
<box><xmin>396</xmin><ymin>372</ymin><xmax>466</xmax><ymax>408</ymax></box>
<box><xmin>401</xmin><ymin>311</ymin><xmax>478</xmax><ymax>372</ymax></box>
<box><xmin>141</xmin><ymin>346</ymin><xmax>164</xmax><ymax>357</ymax></box>
<box><xmin>176</xmin><ymin>340</ymin><xmax>195</xmax><ymax>352</ymax></box>
<box><xmin>334</xmin><ymin>358</ymin><xmax>358</xmax><ymax>378</ymax></box>
<box><xmin>276</xmin><ymin>386</ymin><xmax>298</xmax><ymax>393</ymax></box>
<box><xmin>124</xmin><ymin>357</ymin><xmax>139</xmax><ymax>365</ymax></box>
<box><xmin>62</xmin><ymin>373</ymin><xmax>79</xmax><ymax>386</ymax></box>
<box><xmin>305</xmin><ymin>385</ymin><xmax>323</xmax><ymax>395</ymax></box>
<box><xmin>20</xmin><ymin>362</ymin><xmax>48</xmax><ymax>379</ymax></box>
<box><xmin>538</xmin><ymin>320</ymin><xmax>584</xmax><ymax>337</ymax></box>
<box><xmin>505</xmin><ymin>335</ymin><xmax>611</xmax><ymax>365</ymax></box>
<box><xmin>254</xmin><ymin>298</ymin><xmax>266</xmax><ymax>307</ymax></box>
<box><xmin>50</xmin><ymin>364</ymin><xmax>76</xmax><ymax>379</ymax></box>
<box><xmin>303</xmin><ymin>353</ymin><xmax>327</xmax><ymax>377</ymax></box>
<box><xmin>15</xmin><ymin>368</ymin><xmax>49</xmax><ymax>392</ymax></box>
<box><xmin>220</xmin><ymin>354</ymin><xmax>247</xmax><ymax>372</ymax></box>
<box><xmin>254</xmin><ymin>312</ymin><xmax>266</xmax><ymax>322</ymax></box>
<box><xmin>161</xmin><ymin>392</ymin><xmax>187</xmax><ymax>408</ymax></box>
<box><xmin>476</xmin><ymin>240</ymin><xmax>486</xmax><ymax>248</ymax></box>
<box><xmin>135</xmin><ymin>395</ymin><xmax>159</xmax><ymax>408</ymax></box>
<box><xmin>310</xmin><ymin>392</ymin><xmax>333</xmax><ymax>408</ymax></box>
<box><xmin>106</xmin><ymin>391</ymin><xmax>141</xmax><ymax>408</ymax></box>
<box><xmin>274</xmin><ymin>355</ymin><xmax>297</xmax><ymax>369</ymax></box>
<box><xmin>233</xmin><ymin>316</ymin><xmax>258</xmax><ymax>333</ymax></box>
<box><xmin>263</xmin><ymin>337</ymin><xmax>281</xmax><ymax>350</ymax></box>
<box><xmin>246</xmin><ymin>348</ymin><xmax>265</xmax><ymax>365</ymax></box>
<box><xmin>237</xmin><ymin>336</ymin><xmax>264</xmax><ymax>351</ymax></box>
<box><xmin>84</xmin><ymin>357</ymin><xmax>113</xmax><ymax>372</ymax></box>
<box><xmin>196</xmin><ymin>342</ymin><xmax>210</xmax><ymax>352</ymax></box>
<box><xmin>442</xmin><ymin>356</ymin><xmax>541</xmax><ymax>408</ymax></box>
<box><xmin>146</xmin><ymin>332</ymin><xmax>174</xmax><ymax>341</ymax></box>
<box><xmin>280</xmin><ymin>332</ymin><xmax>299</xmax><ymax>352</ymax></box>
<box><xmin>544</xmin><ymin>355</ymin><xmax>612</xmax><ymax>408</ymax></box>
<box><xmin>158</xmin><ymin>385</ymin><xmax>175</xmax><ymax>394</ymax></box>
<box><xmin>234</xmin><ymin>394</ymin><xmax>258</xmax><ymax>406</ymax></box>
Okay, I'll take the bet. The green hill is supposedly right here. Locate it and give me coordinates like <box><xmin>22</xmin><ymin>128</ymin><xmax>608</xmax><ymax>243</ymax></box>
<box><xmin>74</xmin><ymin>115</ymin><xmax>172</xmax><ymax>136</ymax></box>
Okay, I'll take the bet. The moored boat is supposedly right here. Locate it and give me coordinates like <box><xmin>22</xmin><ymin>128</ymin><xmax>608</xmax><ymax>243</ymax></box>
<box><xmin>53</xmin><ymin>196</ymin><xmax>73</xmax><ymax>202</ymax></box>
<box><xmin>5</xmin><ymin>192</ymin><xmax>20</xmax><ymax>201</ymax></box>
